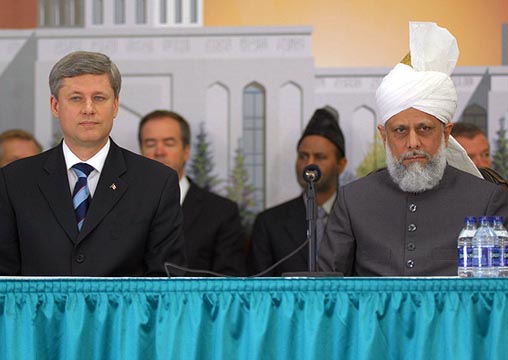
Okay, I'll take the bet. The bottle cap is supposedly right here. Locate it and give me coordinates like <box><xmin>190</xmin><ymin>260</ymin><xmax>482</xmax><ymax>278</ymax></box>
<box><xmin>465</xmin><ymin>216</ymin><xmax>477</xmax><ymax>224</ymax></box>
<box><xmin>479</xmin><ymin>216</ymin><xmax>490</xmax><ymax>225</ymax></box>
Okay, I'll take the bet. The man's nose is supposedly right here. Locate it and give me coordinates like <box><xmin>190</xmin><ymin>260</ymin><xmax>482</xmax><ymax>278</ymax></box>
<box><xmin>407</xmin><ymin>129</ymin><xmax>421</xmax><ymax>149</ymax></box>
<box><xmin>82</xmin><ymin>98</ymin><xmax>96</xmax><ymax>114</ymax></box>
<box><xmin>154</xmin><ymin>143</ymin><xmax>166</xmax><ymax>156</ymax></box>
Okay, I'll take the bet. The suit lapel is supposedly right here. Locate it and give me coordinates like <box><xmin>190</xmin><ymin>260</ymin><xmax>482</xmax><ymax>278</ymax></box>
<box><xmin>77</xmin><ymin>141</ymin><xmax>127</xmax><ymax>243</ymax></box>
<box><xmin>38</xmin><ymin>144</ymin><xmax>79</xmax><ymax>242</ymax></box>
<box><xmin>182</xmin><ymin>181</ymin><xmax>204</xmax><ymax>230</ymax></box>
<box><xmin>284</xmin><ymin>196</ymin><xmax>308</xmax><ymax>264</ymax></box>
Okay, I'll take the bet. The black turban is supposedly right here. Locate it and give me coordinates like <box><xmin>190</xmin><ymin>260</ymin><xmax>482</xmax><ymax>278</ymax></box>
<box><xmin>297</xmin><ymin>107</ymin><xmax>345</xmax><ymax>157</ymax></box>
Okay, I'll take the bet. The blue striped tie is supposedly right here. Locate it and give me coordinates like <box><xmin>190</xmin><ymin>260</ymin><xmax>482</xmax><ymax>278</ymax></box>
<box><xmin>72</xmin><ymin>163</ymin><xmax>95</xmax><ymax>231</ymax></box>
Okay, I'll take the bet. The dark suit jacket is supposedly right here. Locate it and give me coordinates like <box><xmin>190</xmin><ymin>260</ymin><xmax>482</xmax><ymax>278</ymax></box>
<box><xmin>182</xmin><ymin>180</ymin><xmax>246</xmax><ymax>276</ymax></box>
<box><xmin>0</xmin><ymin>140</ymin><xmax>185</xmax><ymax>276</ymax></box>
<box><xmin>248</xmin><ymin>196</ymin><xmax>308</xmax><ymax>276</ymax></box>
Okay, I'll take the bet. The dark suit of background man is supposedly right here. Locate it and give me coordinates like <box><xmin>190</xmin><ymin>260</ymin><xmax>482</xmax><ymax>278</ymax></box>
<box><xmin>248</xmin><ymin>107</ymin><xmax>347</xmax><ymax>276</ymax></box>
<box><xmin>0</xmin><ymin>51</ymin><xmax>185</xmax><ymax>276</ymax></box>
<box><xmin>138</xmin><ymin>110</ymin><xmax>247</xmax><ymax>276</ymax></box>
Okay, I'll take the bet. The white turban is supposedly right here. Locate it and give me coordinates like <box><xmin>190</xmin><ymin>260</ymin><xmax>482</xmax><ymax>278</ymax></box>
<box><xmin>376</xmin><ymin>22</ymin><xmax>482</xmax><ymax>178</ymax></box>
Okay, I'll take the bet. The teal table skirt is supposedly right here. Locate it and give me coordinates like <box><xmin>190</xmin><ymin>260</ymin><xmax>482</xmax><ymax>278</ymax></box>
<box><xmin>0</xmin><ymin>277</ymin><xmax>506</xmax><ymax>359</ymax></box>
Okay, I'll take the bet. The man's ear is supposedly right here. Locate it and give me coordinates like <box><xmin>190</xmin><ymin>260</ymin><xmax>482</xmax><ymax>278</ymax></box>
<box><xmin>113</xmin><ymin>96</ymin><xmax>119</xmax><ymax>118</ymax></box>
<box><xmin>444</xmin><ymin>122</ymin><xmax>453</xmax><ymax>147</ymax></box>
<box><xmin>184</xmin><ymin>144</ymin><xmax>191</xmax><ymax>163</ymax></box>
<box><xmin>337</xmin><ymin>157</ymin><xmax>348</xmax><ymax>175</ymax></box>
<box><xmin>50</xmin><ymin>95</ymin><xmax>60</xmax><ymax>119</ymax></box>
<box><xmin>377</xmin><ymin>124</ymin><xmax>387</xmax><ymax>145</ymax></box>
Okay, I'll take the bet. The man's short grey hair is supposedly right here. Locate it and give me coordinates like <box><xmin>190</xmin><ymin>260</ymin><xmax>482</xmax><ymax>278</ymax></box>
<box><xmin>49</xmin><ymin>51</ymin><xmax>121</xmax><ymax>99</ymax></box>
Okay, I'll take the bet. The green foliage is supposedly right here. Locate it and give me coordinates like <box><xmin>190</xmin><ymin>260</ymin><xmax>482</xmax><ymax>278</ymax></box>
<box><xmin>493</xmin><ymin>118</ymin><xmax>508</xmax><ymax>178</ymax></box>
<box><xmin>356</xmin><ymin>133</ymin><xmax>386</xmax><ymax>178</ymax></box>
<box><xmin>225</xmin><ymin>142</ymin><xmax>257</xmax><ymax>237</ymax></box>
<box><xmin>188</xmin><ymin>123</ymin><xmax>220</xmax><ymax>191</ymax></box>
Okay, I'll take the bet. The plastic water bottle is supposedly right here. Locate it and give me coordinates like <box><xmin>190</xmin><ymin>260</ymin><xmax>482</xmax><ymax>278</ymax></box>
<box><xmin>471</xmin><ymin>216</ymin><xmax>498</xmax><ymax>277</ymax></box>
<box><xmin>493</xmin><ymin>216</ymin><xmax>508</xmax><ymax>277</ymax></box>
<box><xmin>457</xmin><ymin>216</ymin><xmax>477</xmax><ymax>277</ymax></box>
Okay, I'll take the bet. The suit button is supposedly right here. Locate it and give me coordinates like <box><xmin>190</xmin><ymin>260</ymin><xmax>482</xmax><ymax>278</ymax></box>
<box><xmin>406</xmin><ymin>260</ymin><xmax>414</xmax><ymax>268</ymax></box>
<box><xmin>407</xmin><ymin>242</ymin><xmax>416</xmax><ymax>251</ymax></box>
<box><xmin>76</xmin><ymin>254</ymin><xmax>85</xmax><ymax>263</ymax></box>
<box><xmin>408</xmin><ymin>224</ymin><xmax>417</xmax><ymax>232</ymax></box>
<box><xmin>409</xmin><ymin>204</ymin><xmax>417</xmax><ymax>212</ymax></box>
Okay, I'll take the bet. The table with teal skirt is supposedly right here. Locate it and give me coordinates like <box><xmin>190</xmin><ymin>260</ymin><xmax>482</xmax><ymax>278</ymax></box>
<box><xmin>0</xmin><ymin>277</ymin><xmax>506</xmax><ymax>359</ymax></box>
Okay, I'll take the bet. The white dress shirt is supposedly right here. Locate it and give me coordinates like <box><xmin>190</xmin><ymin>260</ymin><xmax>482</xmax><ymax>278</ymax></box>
<box><xmin>179</xmin><ymin>175</ymin><xmax>190</xmax><ymax>205</ymax></box>
<box><xmin>63</xmin><ymin>139</ymin><xmax>110</xmax><ymax>198</ymax></box>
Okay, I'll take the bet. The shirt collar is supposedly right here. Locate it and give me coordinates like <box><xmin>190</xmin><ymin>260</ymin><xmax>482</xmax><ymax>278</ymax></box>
<box><xmin>302</xmin><ymin>191</ymin><xmax>337</xmax><ymax>215</ymax></box>
<box><xmin>62</xmin><ymin>138</ymin><xmax>110</xmax><ymax>173</ymax></box>
<box><xmin>321</xmin><ymin>192</ymin><xmax>336</xmax><ymax>215</ymax></box>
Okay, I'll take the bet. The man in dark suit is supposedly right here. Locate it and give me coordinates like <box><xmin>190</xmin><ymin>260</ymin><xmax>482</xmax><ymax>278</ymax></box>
<box><xmin>247</xmin><ymin>107</ymin><xmax>347</xmax><ymax>276</ymax></box>
<box><xmin>0</xmin><ymin>51</ymin><xmax>185</xmax><ymax>276</ymax></box>
<box><xmin>138</xmin><ymin>110</ymin><xmax>246</xmax><ymax>276</ymax></box>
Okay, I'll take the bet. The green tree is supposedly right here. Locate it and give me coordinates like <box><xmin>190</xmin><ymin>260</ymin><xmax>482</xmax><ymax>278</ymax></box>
<box><xmin>225</xmin><ymin>141</ymin><xmax>257</xmax><ymax>237</ymax></box>
<box><xmin>493</xmin><ymin>117</ymin><xmax>508</xmax><ymax>178</ymax></box>
<box><xmin>188</xmin><ymin>123</ymin><xmax>220</xmax><ymax>191</ymax></box>
<box><xmin>356</xmin><ymin>133</ymin><xmax>386</xmax><ymax>178</ymax></box>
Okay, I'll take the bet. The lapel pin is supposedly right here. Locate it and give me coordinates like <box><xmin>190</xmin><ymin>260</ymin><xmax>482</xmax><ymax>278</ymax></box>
<box><xmin>110</xmin><ymin>183</ymin><xmax>117</xmax><ymax>190</ymax></box>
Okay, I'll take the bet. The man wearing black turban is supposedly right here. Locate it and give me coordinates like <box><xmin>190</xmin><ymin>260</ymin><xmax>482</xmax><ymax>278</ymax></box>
<box><xmin>247</xmin><ymin>107</ymin><xmax>347</xmax><ymax>276</ymax></box>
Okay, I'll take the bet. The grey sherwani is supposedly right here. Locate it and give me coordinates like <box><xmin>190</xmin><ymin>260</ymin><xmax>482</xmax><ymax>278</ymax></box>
<box><xmin>319</xmin><ymin>165</ymin><xmax>508</xmax><ymax>276</ymax></box>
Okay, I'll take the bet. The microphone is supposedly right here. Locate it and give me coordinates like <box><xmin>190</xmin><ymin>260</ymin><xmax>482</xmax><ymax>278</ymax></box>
<box><xmin>303</xmin><ymin>164</ymin><xmax>321</xmax><ymax>183</ymax></box>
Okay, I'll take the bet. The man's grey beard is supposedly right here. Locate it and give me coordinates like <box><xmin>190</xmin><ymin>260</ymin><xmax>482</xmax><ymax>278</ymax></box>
<box><xmin>385</xmin><ymin>139</ymin><xmax>447</xmax><ymax>193</ymax></box>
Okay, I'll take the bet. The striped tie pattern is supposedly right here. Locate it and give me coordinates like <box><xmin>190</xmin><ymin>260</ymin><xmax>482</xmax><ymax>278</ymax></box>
<box><xmin>72</xmin><ymin>163</ymin><xmax>95</xmax><ymax>231</ymax></box>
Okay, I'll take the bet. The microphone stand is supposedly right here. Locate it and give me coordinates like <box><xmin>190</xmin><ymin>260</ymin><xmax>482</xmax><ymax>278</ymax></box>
<box><xmin>282</xmin><ymin>164</ymin><xmax>343</xmax><ymax>277</ymax></box>
<box><xmin>306</xmin><ymin>178</ymin><xmax>318</xmax><ymax>272</ymax></box>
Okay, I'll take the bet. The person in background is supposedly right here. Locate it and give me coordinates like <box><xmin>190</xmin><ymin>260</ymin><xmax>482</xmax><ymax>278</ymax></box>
<box><xmin>319</xmin><ymin>22</ymin><xmax>508</xmax><ymax>276</ymax></box>
<box><xmin>0</xmin><ymin>51</ymin><xmax>185</xmax><ymax>276</ymax></box>
<box><xmin>0</xmin><ymin>129</ymin><xmax>42</xmax><ymax>167</ymax></box>
<box><xmin>451</xmin><ymin>122</ymin><xmax>492</xmax><ymax>168</ymax></box>
<box><xmin>248</xmin><ymin>107</ymin><xmax>347</xmax><ymax>276</ymax></box>
<box><xmin>138</xmin><ymin>110</ymin><xmax>247</xmax><ymax>276</ymax></box>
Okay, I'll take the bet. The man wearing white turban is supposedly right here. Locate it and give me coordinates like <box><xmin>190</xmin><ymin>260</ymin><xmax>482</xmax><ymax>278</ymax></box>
<box><xmin>318</xmin><ymin>22</ymin><xmax>508</xmax><ymax>276</ymax></box>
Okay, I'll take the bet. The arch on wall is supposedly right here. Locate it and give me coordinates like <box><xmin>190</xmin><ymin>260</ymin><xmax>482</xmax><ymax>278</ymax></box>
<box><xmin>351</xmin><ymin>105</ymin><xmax>377</xmax><ymax>174</ymax></box>
<box><xmin>243</xmin><ymin>82</ymin><xmax>266</xmax><ymax>212</ymax></box>
<box><xmin>280</xmin><ymin>81</ymin><xmax>303</xmax><ymax>128</ymax></box>
<box><xmin>460</xmin><ymin>104</ymin><xmax>488</xmax><ymax>134</ymax></box>
<box><xmin>267</xmin><ymin>81</ymin><xmax>303</xmax><ymax>207</ymax></box>
<box><xmin>205</xmin><ymin>82</ymin><xmax>230</xmax><ymax>182</ymax></box>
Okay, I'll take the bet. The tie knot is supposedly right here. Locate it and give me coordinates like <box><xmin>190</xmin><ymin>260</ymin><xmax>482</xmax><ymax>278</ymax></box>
<box><xmin>318</xmin><ymin>207</ymin><xmax>327</xmax><ymax>219</ymax></box>
<box><xmin>72</xmin><ymin>163</ymin><xmax>95</xmax><ymax>178</ymax></box>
